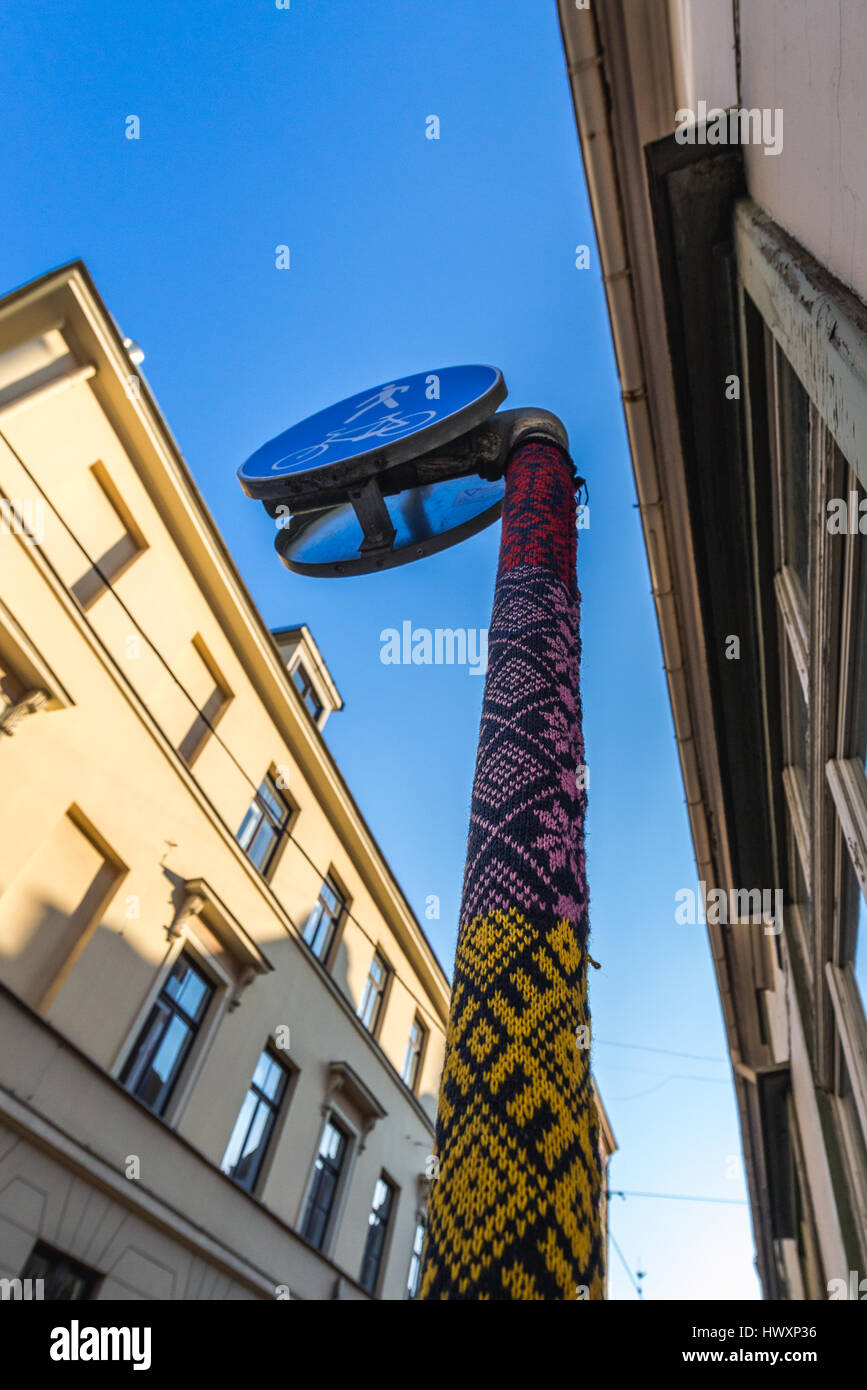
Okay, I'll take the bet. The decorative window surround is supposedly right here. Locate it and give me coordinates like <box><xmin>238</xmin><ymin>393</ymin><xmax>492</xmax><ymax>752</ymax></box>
<box><xmin>825</xmin><ymin>961</ymin><xmax>867</xmax><ymax>1146</ymax></box>
<box><xmin>774</xmin><ymin>568</ymin><xmax>809</xmax><ymax>704</ymax></box>
<box><xmin>322</xmin><ymin>1060</ymin><xmax>387</xmax><ymax>1153</ymax></box>
<box><xmin>735</xmin><ymin>200</ymin><xmax>867</xmax><ymax>495</ymax></box>
<box><xmin>826</xmin><ymin>761</ymin><xmax>867</xmax><ymax>898</ymax></box>
<box><xmin>0</xmin><ymin>596</ymin><xmax>74</xmax><ymax>723</ymax></box>
<box><xmin>782</xmin><ymin>767</ymin><xmax>812</xmax><ymax>897</ymax></box>
<box><xmin>0</xmin><ymin>687</ymin><xmax>49</xmax><ymax>735</ymax></box>
<box><xmin>166</xmin><ymin>876</ymin><xmax>272</xmax><ymax>1010</ymax></box>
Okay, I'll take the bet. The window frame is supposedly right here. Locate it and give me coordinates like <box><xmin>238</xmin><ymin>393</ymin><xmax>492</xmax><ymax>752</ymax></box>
<box><xmin>357</xmin><ymin>949</ymin><xmax>391</xmax><ymax>1037</ymax></box>
<box><xmin>401</xmin><ymin>1015</ymin><xmax>428</xmax><ymax>1093</ymax></box>
<box><xmin>113</xmin><ymin>928</ymin><xmax>234</xmax><ymax>1128</ymax></box>
<box><xmin>20</xmin><ymin>1241</ymin><xmax>100</xmax><ymax>1301</ymax></box>
<box><xmin>732</xmin><ymin>198</ymin><xmax>867</xmax><ymax>1285</ymax></box>
<box><xmin>119</xmin><ymin>947</ymin><xmax>215</xmax><ymax>1117</ymax></box>
<box><xmin>302</xmin><ymin>872</ymin><xmax>347</xmax><ymax>966</ymax></box>
<box><xmin>291</xmin><ymin>661</ymin><xmax>324</xmax><ymax>724</ymax></box>
<box><xmin>405</xmin><ymin>1218</ymin><xmax>426</xmax><ymax>1300</ymax></box>
<box><xmin>221</xmin><ymin>1043</ymin><xmax>294</xmax><ymax>1195</ymax></box>
<box><xmin>358</xmin><ymin>1172</ymin><xmax>398</xmax><ymax>1296</ymax></box>
<box><xmin>236</xmin><ymin>770</ymin><xmax>293</xmax><ymax>880</ymax></box>
<box><xmin>298</xmin><ymin>1111</ymin><xmax>355</xmax><ymax>1257</ymax></box>
<box><xmin>743</xmin><ymin>288</ymin><xmax>867</xmax><ymax>1184</ymax></box>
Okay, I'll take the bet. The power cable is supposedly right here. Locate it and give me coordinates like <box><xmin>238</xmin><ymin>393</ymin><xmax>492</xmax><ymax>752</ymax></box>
<box><xmin>1</xmin><ymin>433</ymin><xmax>447</xmax><ymax>1031</ymax></box>
<box><xmin>608</xmin><ymin>1189</ymin><xmax>748</xmax><ymax>1206</ymax></box>
<box><xmin>594</xmin><ymin>1038</ymin><xmax>727</xmax><ymax>1064</ymax></box>
<box><xmin>2</xmin><ymin>427</ymin><xmax>743</xmax><ymax>1082</ymax></box>
<box><xmin>609</xmin><ymin>1232</ymin><xmax>643</xmax><ymax>1298</ymax></box>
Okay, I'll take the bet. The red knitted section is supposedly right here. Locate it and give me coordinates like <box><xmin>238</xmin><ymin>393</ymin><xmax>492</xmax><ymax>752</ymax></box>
<box><xmin>497</xmin><ymin>443</ymin><xmax>576</xmax><ymax>590</ymax></box>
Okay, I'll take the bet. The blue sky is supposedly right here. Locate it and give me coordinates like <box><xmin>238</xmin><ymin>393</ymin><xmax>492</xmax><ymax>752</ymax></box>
<box><xmin>1</xmin><ymin>0</ymin><xmax>759</xmax><ymax>1298</ymax></box>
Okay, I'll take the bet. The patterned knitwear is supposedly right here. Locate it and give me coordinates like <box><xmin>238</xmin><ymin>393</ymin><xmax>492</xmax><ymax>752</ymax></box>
<box><xmin>419</xmin><ymin>441</ymin><xmax>602</xmax><ymax>1301</ymax></box>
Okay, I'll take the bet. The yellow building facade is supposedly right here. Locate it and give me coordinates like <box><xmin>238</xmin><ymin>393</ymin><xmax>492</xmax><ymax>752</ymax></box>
<box><xmin>0</xmin><ymin>262</ymin><xmax>451</xmax><ymax>1300</ymax></box>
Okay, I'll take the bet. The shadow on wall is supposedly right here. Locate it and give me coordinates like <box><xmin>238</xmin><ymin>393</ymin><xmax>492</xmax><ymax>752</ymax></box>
<box><xmin>0</xmin><ymin>858</ymin><xmax>440</xmax><ymax>1133</ymax></box>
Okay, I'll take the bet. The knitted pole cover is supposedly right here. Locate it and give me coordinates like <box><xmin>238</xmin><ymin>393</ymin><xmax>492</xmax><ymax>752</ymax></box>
<box><xmin>419</xmin><ymin>441</ymin><xmax>602</xmax><ymax>1301</ymax></box>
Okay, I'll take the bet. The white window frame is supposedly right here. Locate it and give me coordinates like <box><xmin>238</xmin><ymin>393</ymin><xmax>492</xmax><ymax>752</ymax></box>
<box><xmin>296</xmin><ymin>1104</ymin><xmax>360</xmax><ymax>1262</ymax></box>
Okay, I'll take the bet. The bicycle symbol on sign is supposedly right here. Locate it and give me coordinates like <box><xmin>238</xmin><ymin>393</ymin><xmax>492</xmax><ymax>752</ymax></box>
<box><xmin>270</xmin><ymin>385</ymin><xmax>438</xmax><ymax>473</ymax></box>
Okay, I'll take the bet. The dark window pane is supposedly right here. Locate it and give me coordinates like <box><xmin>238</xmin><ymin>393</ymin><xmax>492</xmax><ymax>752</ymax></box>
<box><xmin>320</xmin><ymin>879</ymin><xmax>341</xmax><ymax>917</ymax></box>
<box><xmin>122</xmin><ymin>953</ymin><xmax>212</xmax><ymax>1115</ymax></box>
<box><xmin>837</xmin><ymin>856</ymin><xmax>867</xmax><ymax>1040</ymax></box>
<box><xmin>222</xmin><ymin>1090</ymin><xmax>258</xmax><ymax>1176</ymax></box>
<box><xmin>231</xmin><ymin>1101</ymin><xmax>275</xmax><ymax>1191</ymax></box>
<box><xmin>236</xmin><ymin>776</ymin><xmax>289</xmax><ymax>875</ymax></box>
<box><xmin>856</xmin><ymin>894</ymin><xmax>867</xmax><ymax>1022</ymax></box>
<box><xmin>292</xmin><ymin>664</ymin><xmax>323</xmax><ymax>722</ymax></box>
<box><xmin>259</xmin><ymin>775</ymin><xmax>286</xmax><ymax>821</ymax></box>
<box><xmin>406</xmin><ymin>1221</ymin><xmax>425</xmax><ymax>1299</ymax></box>
<box><xmin>401</xmin><ymin>1019</ymin><xmax>425</xmax><ymax>1088</ymax></box>
<box><xmin>784</xmin><ymin>813</ymin><xmax>811</xmax><ymax>947</ymax></box>
<box><xmin>300</xmin><ymin>1120</ymin><xmax>347</xmax><ymax>1250</ymax></box>
<box><xmin>303</xmin><ymin>878</ymin><xmax>344</xmax><ymax>960</ymax></box>
<box><xmin>236</xmin><ymin>802</ymin><xmax>263</xmax><ymax>854</ymax></box>
<box><xmin>222</xmin><ymin>1048</ymin><xmax>290</xmax><ymax>1193</ymax></box>
<box><xmin>247</xmin><ymin>819</ymin><xmax>278</xmax><ymax>872</ymax></box>
<box><xmin>776</xmin><ymin>353</ymin><xmax>810</xmax><ymax>594</ymax></box>
<box><xmin>784</xmin><ymin>640</ymin><xmax>808</xmax><ymax>784</ymax></box>
<box><xmin>253</xmin><ymin>1051</ymin><xmax>286</xmax><ymax>1102</ymax></box>
<box><xmin>21</xmin><ymin>1242</ymin><xmax>99</xmax><ymax>1301</ymax></box>
<box><xmin>164</xmin><ymin>956</ymin><xmax>210</xmax><ymax>1022</ymax></box>
<box><xmin>849</xmin><ymin>475</ymin><xmax>867</xmax><ymax>773</ymax></box>
<box><xmin>136</xmin><ymin>1015</ymin><xmax>192</xmax><ymax>1111</ymax></box>
<box><xmin>358</xmin><ymin>953</ymin><xmax>387</xmax><ymax>1032</ymax></box>
<box><xmin>360</xmin><ymin>1177</ymin><xmax>395</xmax><ymax>1294</ymax></box>
<box><xmin>122</xmin><ymin>999</ymin><xmax>170</xmax><ymax>1089</ymax></box>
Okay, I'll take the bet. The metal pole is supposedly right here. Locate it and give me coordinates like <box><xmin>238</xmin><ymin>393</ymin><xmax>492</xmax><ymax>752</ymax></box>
<box><xmin>420</xmin><ymin>439</ymin><xmax>602</xmax><ymax>1300</ymax></box>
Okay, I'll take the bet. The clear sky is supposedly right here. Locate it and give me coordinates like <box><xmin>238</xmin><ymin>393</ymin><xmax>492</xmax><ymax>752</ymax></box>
<box><xmin>1</xmin><ymin>0</ymin><xmax>760</xmax><ymax>1298</ymax></box>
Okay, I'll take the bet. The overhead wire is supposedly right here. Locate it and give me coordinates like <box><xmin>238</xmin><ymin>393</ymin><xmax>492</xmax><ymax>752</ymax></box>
<box><xmin>3</xmin><ymin>419</ymin><xmax>743</xmax><ymax>1085</ymax></box>
<box><xmin>1</xmin><ymin>427</ymin><xmax>448</xmax><ymax>1032</ymax></box>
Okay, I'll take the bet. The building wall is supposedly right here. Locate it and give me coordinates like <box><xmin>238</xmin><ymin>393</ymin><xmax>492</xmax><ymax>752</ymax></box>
<box><xmin>668</xmin><ymin>0</ymin><xmax>867</xmax><ymax>303</ymax></box>
<box><xmin>740</xmin><ymin>0</ymin><xmax>867</xmax><ymax>304</ymax></box>
<box><xmin>559</xmin><ymin>0</ymin><xmax>867</xmax><ymax>1298</ymax></box>
<box><xmin>0</xmin><ymin>268</ymin><xmax>449</xmax><ymax>1300</ymax></box>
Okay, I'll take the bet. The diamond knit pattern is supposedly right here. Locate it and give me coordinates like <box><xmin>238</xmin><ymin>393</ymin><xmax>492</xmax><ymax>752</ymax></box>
<box><xmin>420</xmin><ymin>444</ymin><xmax>602</xmax><ymax>1301</ymax></box>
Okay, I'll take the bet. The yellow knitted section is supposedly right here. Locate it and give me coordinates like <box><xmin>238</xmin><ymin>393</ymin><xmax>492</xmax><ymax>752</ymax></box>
<box><xmin>420</xmin><ymin>908</ymin><xmax>603</xmax><ymax>1300</ymax></box>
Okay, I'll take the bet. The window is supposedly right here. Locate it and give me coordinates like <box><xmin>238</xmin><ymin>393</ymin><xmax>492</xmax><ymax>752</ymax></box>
<box><xmin>358</xmin><ymin>951</ymin><xmax>389</xmax><ymax>1033</ymax></box>
<box><xmin>236</xmin><ymin>773</ymin><xmax>290</xmax><ymax>876</ymax></box>
<box><xmin>839</xmin><ymin>473</ymin><xmax>867</xmax><ymax>1020</ymax></box>
<box><xmin>772</xmin><ymin>351</ymin><xmax>810</xmax><ymax>599</ymax></box>
<box><xmin>300</xmin><ymin>1119</ymin><xmax>349</xmax><ymax>1250</ymax></box>
<box><xmin>302</xmin><ymin>876</ymin><xmax>344</xmax><ymax>961</ymax></box>
<box><xmin>848</xmin><ymin>485</ymin><xmax>867</xmax><ymax>776</ymax></box>
<box><xmin>783</xmin><ymin>639</ymin><xmax>809</xmax><ymax>787</ymax></box>
<box><xmin>121</xmin><ymin>952</ymin><xmax>213</xmax><ymax>1115</ymax></box>
<box><xmin>359</xmin><ymin>1175</ymin><xmax>396</xmax><ymax>1294</ymax></box>
<box><xmin>21</xmin><ymin>1242</ymin><xmax>99</xmax><ymax>1301</ymax></box>
<box><xmin>292</xmin><ymin>663</ymin><xmax>323</xmax><ymax>723</ymax></box>
<box><xmin>766</xmin><ymin>328</ymin><xmax>814</xmax><ymax>964</ymax></box>
<box><xmin>406</xmin><ymin>1220</ymin><xmax>426</xmax><ymax>1299</ymax></box>
<box><xmin>764</xmin><ymin>322</ymin><xmax>867</xmax><ymax>1157</ymax></box>
<box><xmin>401</xmin><ymin>1017</ymin><xmax>426</xmax><ymax>1091</ymax></box>
<box><xmin>221</xmin><ymin>1048</ymin><xmax>291</xmax><ymax>1192</ymax></box>
<box><xmin>854</xmin><ymin>889</ymin><xmax>867</xmax><ymax>1019</ymax></box>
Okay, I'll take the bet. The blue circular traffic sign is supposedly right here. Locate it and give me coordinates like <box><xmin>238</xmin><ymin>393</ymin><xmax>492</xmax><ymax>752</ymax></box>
<box><xmin>238</xmin><ymin>364</ymin><xmax>506</xmax><ymax>500</ymax></box>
